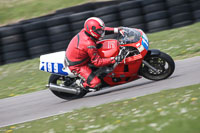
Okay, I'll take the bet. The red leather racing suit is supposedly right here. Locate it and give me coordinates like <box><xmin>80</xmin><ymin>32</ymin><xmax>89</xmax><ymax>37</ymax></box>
<box><xmin>65</xmin><ymin>28</ymin><xmax>116</xmax><ymax>89</ymax></box>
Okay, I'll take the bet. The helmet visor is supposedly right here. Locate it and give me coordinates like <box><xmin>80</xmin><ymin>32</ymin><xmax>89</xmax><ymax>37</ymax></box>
<box><xmin>96</xmin><ymin>29</ymin><xmax>104</xmax><ymax>35</ymax></box>
<box><xmin>92</xmin><ymin>26</ymin><xmax>105</xmax><ymax>35</ymax></box>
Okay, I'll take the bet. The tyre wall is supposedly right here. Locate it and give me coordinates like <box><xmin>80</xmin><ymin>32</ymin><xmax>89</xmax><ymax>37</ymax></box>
<box><xmin>0</xmin><ymin>0</ymin><xmax>199</xmax><ymax>65</ymax></box>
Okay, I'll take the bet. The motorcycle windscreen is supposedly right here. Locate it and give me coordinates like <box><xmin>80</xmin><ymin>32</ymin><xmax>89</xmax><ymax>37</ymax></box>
<box><xmin>96</xmin><ymin>39</ymin><xmax>119</xmax><ymax>58</ymax></box>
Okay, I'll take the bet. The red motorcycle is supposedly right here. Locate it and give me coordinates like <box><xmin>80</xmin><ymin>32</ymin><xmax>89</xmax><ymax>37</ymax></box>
<box><xmin>40</xmin><ymin>27</ymin><xmax>175</xmax><ymax>100</ymax></box>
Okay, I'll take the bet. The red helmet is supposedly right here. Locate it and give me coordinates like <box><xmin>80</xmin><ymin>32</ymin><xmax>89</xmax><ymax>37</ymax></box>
<box><xmin>84</xmin><ymin>17</ymin><xmax>105</xmax><ymax>40</ymax></box>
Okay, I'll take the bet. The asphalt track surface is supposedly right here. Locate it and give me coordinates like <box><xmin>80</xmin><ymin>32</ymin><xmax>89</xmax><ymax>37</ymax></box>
<box><xmin>0</xmin><ymin>56</ymin><xmax>200</xmax><ymax>128</ymax></box>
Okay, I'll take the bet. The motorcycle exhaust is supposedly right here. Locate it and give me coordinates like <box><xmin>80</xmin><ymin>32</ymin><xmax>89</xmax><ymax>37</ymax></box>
<box><xmin>48</xmin><ymin>83</ymin><xmax>80</xmax><ymax>95</ymax></box>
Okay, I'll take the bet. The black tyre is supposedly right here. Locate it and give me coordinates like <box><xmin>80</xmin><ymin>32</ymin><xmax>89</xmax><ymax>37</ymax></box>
<box><xmin>28</xmin><ymin>44</ymin><xmax>51</xmax><ymax>57</ymax></box>
<box><xmin>142</xmin><ymin>0</ymin><xmax>165</xmax><ymax>6</ymax></box>
<box><xmin>72</xmin><ymin>29</ymin><xmax>81</xmax><ymax>36</ymax></box>
<box><xmin>0</xmin><ymin>54</ymin><xmax>4</xmax><ymax>65</ymax></box>
<box><xmin>0</xmin><ymin>26</ymin><xmax>22</xmax><ymax>37</ymax></box>
<box><xmin>48</xmin><ymin>24</ymin><xmax>71</xmax><ymax>35</ymax></box>
<box><xmin>25</xmin><ymin>29</ymin><xmax>47</xmax><ymax>40</ymax></box>
<box><xmin>121</xmin><ymin>16</ymin><xmax>144</xmax><ymax>27</ymax></box>
<box><xmin>2</xmin><ymin>42</ymin><xmax>26</xmax><ymax>53</ymax></box>
<box><xmin>118</xmin><ymin>1</ymin><xmax>141</xmax><ymax>11</ymax></box>
<box><xmin>49</xmin><ymin>32</ymin><xmax>72</xmax><ymax>43</ymax></box>
<box><xmin>145</xmin><ymin>11</ymin><xmax>169</xmax><ymax>22</ymax></box>
<box><xmin>23</xmin><ymin>21</ymin><xmax>46</xmax><ymax>32</ymax></box>
<box><xmin>148</xmin><ymin>26</ymin><xmax>169</xmax><ymax>33</ymax></box>
<box><xmin>172</xmin><ymin>20</ymin><xmax>193</xmax><ymax>28</ymax></box>
<box><xmin>46</xmin><ymin>16</ymin><xmax>69</xmax><ymax>27</ymax></box>
<box><xmin>195</xmin><ymin>18</ymin><xmax>200</xmax><ymax>22</ymax></box>
<box><xmin>147</xmin><ymin>19</ymin><xmax>170</xmax><ymax>31</ymax></box>
<box><xmin>27</xmin><ymin>37</ymin><xmax>49</xmax><ymax>47</ymax></box>
<box><xmin>140</xmin><ymin>51</ymin><xmax>175</xmax><ymax>80</ymax></box>
<box><xmin>51</xmin><ymin>40</ymin><xmax>70</xmax><ymax>52</ymax></box>
<box><xmin>119</xmin><ymin>8</ymin><xmax>142</xmax><ymax>19</ymax></box>
<box><xmin>169</xmin><ymin>4</ymin><xmax>191</xmax><ymax>15</ymax></box>
<box><xmin>71</xmin><ymin>20</ymin><xmax>85</xmax><ymax>31</ymax></box>
<box><xmin>106</xmin><ymin>21</ymin><xmax>121</xmax><ymax>27</ymax></box>
<box><xmin>3</xmin><ymin>50</ymin><xmax>27</xmax><ymax>60</ymax></box>
<box><xmin>69</xmin><ymin>11</ymin><xmax>93</xmax><ymax>22</ymax></box>
<box><xmin>49</xmin><ymin>74</ymin><xmax>87</xmax><ymax>100</ymax></box>
<box><xmin>191</xmin><ymin>1</ymin><xmax>200</xmax><ymax>11</ymax></box>
<box><xmin>93</xmin><ymin>1</ymin><xmax>117</xmax><ymax>9</ymax></box>
<box><xmin>1</xmin><ymin>34</ymin><xmax>24</xmax><ymax>45</ymax></box>
<box><xmin>193</xmin><ymin>10</ymin><xmax>200</xmax><ymax>20</ymax></box>
<box><xmin>166</xmin><ymin>0</ymin><xmax>189</xmax><ymax>7</ymax></box>
<box><xmin>143</xmin><ymin>3</ymin><xmax>166</xmax><ymax>14</ymax></box>
<box><xmin>95</xmin><ymin>5</ymin><xmax>118</xmax><ymax>16</ymax></box>
<box><xmin>171</xmin><ymin>12</ymin><xmax>193</xmax><ymax>24</ymax></box>
<box><xmin>100</xmin><ymin>13</ymin><xmax>119</xmax><ymax>23</ymax></box>
<box><xmin>130</xmin><ymin>24</ymin><xmax>146</xmax><ymax>31</ymax></box>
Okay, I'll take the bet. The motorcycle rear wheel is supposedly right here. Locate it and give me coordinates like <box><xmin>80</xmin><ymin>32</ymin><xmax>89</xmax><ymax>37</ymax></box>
<box><xmin>140</xmin><ymin>52</ymin><xmax>175</xmax><ymax>80</ymax></box>
<box><xmin>48</xmin><ymin>74</ymin><xmax>87</xmax><ymax>100</ymax></box>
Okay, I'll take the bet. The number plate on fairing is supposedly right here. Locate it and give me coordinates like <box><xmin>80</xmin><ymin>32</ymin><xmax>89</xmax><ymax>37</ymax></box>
<box><xmin>40</xmin><ymin>62</ymin><xmax>68</xmax><ymax>75</ymax></box>
<box><xmin>39</xmin><ymin>51</ymin><xmax>70</xmax><ymax>76</ymax></box>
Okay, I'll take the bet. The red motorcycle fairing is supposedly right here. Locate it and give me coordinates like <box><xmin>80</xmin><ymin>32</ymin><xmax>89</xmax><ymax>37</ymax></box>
<box><xmin>97</xmin><ymin>37</ymin><xmax>148</xmax><ymax>86</ymax></box>
<box><xmin>97</xmin><ymin>39</ymin><xmax>119</xmax><ymax>58</ymax></box>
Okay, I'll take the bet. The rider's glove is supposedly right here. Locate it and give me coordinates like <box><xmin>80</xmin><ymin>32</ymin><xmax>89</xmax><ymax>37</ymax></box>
<box><xmin>114</xmin><ymin>54</ymin><xmax>124</xmax><ymax>62</ymax></box>
<box><xmin>118</xmin><ymin>27</ymin><xmax>125</xmax><ymax>37</ymax></box>
<box><xmin>114</xmin><ymin>27</ymin><xmax>125</xmax><ymax>36</ymax></box>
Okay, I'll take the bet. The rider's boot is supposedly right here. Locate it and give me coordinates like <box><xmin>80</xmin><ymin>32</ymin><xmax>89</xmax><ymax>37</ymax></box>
<box><xmin>70</xmin><ymin>79</ymin><xmax>82</xmax><ymax>88</ymax></box>
<box><xmin>85</xmin><ymin>83</ymin><xmax>101</xmax><ymax>92</ymax></box>
<box><xmin>69</xmin><ymin>79</ymin><xmax>87</xmax><ymax>93</ymax></box>
<box><xmin>70</xmin><ymin>79</ymin><xmax>101</xmax><ymax>92</ymax></box>
<box><xmin>75</xmin><ymin>79</ymin><xmax>84</xmax><ymax>88</ymax></box>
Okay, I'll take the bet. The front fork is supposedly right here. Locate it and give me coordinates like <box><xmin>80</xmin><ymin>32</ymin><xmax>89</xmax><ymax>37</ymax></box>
<box><xmin>142</xmin><ymin>60</ymin><xmax>158</xmax><ymax>73</ymax></box>
<box><xmin>140</xmin><ymin>49</ymin><xmax>161</xmax><ymax>74</ymax></box>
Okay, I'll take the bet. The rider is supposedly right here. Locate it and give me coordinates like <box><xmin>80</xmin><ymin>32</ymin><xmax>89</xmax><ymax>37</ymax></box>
<box><xmin>65</xmin><ymin>17</ymin><xmax>124</xmax><ymax>91</ymax></box>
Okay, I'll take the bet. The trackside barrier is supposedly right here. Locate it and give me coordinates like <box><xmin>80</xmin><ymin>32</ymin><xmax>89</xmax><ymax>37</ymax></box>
<box><xmin>0</xmin><ymin>0</ymin><xmax>199</xmax><ymax>65</ymax></box>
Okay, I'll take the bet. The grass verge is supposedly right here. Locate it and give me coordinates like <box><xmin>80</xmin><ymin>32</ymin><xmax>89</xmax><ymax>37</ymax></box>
<box><xmin>0</xmin><ymin>0</ymin><xmax>91</xmax><ymax>26</ymax></box>
<box><xmin>148</xmin><ymin>22</ymin><xmax>200</xmax><ymax>60</ymax></box>
<box><xmin>1</xmin><ymin>84</ymin><xmax>200</xmax><ymax>133</ymax></box>
<box><xmin>0</xmin><ymin>58</ymin><xmax>50</xmax><ymax>99</ymax></box>
<box><xmin>0</xmin><ymin>22</ymin><xmax>200</xmax><ymax>99</ymax></box>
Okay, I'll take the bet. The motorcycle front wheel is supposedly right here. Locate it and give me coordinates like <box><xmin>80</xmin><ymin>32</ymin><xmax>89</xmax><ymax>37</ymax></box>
<box><xmin>140</xmin><ymin>52</ymin><xmax>175</xmax><ymax>80</ymax></box>
<box><xmin>48</xmin><ymin>74</ymin><xmax>87</xmax><ymax>100</ymax></box>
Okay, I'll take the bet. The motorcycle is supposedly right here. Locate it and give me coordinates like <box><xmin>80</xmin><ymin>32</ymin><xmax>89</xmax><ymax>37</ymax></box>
<box><xmin>39</xmin><ymin>27</ymin><xmax>175</xmax><ymax>100</ymax></box>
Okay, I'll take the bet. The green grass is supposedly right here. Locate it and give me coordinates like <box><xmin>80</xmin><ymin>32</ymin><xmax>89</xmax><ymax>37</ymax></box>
<box><xmin>148</xmin><ymin>23</ymin><xmax>200</xmax><ymax>59</ymax></box>
<box><xmin>0</xmin><ymin>58</ymin><xmax>50</xmax><ymax>99</ymax></box>
<box><xmin>1</xmin><ymin>84</ymin><xmax>200</xmax><ymax>133</ymax></box>
<box><xmin>0</xmin><ymin>0</ymin><xmax>94</xmax><ymax>26</ymax></box>
<box><xmin>0</xmin><ymin>22</ymin><xmax>200</xmax><ymax>99</ymax></box>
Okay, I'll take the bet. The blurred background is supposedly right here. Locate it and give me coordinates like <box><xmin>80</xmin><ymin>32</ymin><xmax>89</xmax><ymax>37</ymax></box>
<box><xmin>0</xmin><ymin>0</ymin><xmax>199</xmax><ymax>65</ymax></box>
